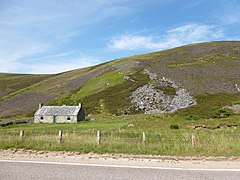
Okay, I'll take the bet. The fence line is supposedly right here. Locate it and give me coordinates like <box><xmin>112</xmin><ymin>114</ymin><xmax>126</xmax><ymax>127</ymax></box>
<box><xmin>1</xmin><ymin>129</ymin><xmax>239</xmax><ymax>147</ymax></box>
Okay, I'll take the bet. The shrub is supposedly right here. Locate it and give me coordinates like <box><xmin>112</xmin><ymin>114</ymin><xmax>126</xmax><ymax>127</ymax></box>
<box><xmin>233</xmin><ymin>101</ymin><xmax>240</xmax><ymax>105</ymax></box>
<box><xmin>117</xmin><ymin>109</ymin><xmax>129</xmax><ymax>116</ymax></box>
<box><xmin>170</xmin><ymin>124</ymin><xmax>179</xmax><ymax>129</ymax></box>
<box><xmin>185</xmin><ymin>115</ymin><xmax>200</xmax><ymax>121</ymax></box>
<box><xmin>214</xmin><ymin>109</ymin><xmax>232</xmax><ymax>118</ymax></box>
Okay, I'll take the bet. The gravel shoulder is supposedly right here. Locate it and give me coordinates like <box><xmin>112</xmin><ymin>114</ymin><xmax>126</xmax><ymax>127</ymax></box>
<box><xmin>0</xmin><ymin>149</ymin><xmax>240</xmax><ymax>169</ymax></box>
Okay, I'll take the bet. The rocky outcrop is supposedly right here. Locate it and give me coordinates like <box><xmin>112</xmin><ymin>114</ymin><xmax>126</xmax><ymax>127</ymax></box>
<box><xmin>225</xmin><ymin>105</ymin><xmax>240</xmax><ymax>114</ymax></box>
<box><xmin>131</xmin><ymin>70</ymin><xmax>196</xmax><ymax>114</ymax></box>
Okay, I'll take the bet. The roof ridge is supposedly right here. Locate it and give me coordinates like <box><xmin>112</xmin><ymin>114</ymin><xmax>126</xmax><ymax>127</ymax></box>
<box><xmin>35</xmin><ymin>105</ymin><xmax>81</xmax><ymax>116</ymax></box>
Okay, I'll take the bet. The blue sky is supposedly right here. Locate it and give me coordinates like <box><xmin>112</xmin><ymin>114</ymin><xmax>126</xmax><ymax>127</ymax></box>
<box><xmin>0</xmin><ymin>0</ymin><xmax>239</xmax><ymax>74</ymax></box>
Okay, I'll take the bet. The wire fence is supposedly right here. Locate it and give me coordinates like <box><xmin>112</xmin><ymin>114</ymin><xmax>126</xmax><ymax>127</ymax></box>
<box><xmin>0</xmin><ymin>129</ymin><xmax>240</xmax><ymax>155</ymax></box>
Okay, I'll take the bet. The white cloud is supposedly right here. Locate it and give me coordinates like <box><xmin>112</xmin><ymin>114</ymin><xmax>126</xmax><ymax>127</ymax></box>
<box><xmin>0</xmin><ymin>54</ymin><xmax>101</xmax><ymax>74</ymax></box>
<box><xmin>182</xmin><ymin>0</ymin><xmax>205</xmax><ymax>9</ymax></box>
<box><xmin>109</xmin><ymin>24</ymin><xmax>224</xmax><ymax>51</ymax></box>
<box><xmin>24</xmin><ymin>57</ymin><xmax>101</xmax><ymax>74</ymax></box>
<box><xmin>109</xmin><ymin>35</ymin><xmax>156</xmax><ymax>50</ymax></box>
<box><xmin>216</xmin><ymin>1</ymin><xmax>240</xmax><ymax>25</ymax></box>
<box><xmin>0</xmin><ymin>0</ymin><xmax>130</xmax><ymax>73</ymax></box>
<box><xmin>221</xmin><ymin>10</ymin><xmax>240</xmax><ymax>25</ymax></box>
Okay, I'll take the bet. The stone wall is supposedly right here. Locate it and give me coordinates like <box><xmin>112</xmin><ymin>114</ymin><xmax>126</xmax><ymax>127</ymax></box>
<box><xmin>77</xmin><ymin>107</ymin><xmax>85</xmax><ymax>121</ymax></box>
<box><xmin>34</xmin><ymin>115</ymin><xmax>77</xmax><ymax>123</ymax></box>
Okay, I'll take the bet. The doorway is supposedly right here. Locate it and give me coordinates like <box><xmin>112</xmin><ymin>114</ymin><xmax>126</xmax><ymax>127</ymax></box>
<box><xmin>53</xmin><ymin>116</ymin><xmax>57</xmax><ymax>123</ymax></box>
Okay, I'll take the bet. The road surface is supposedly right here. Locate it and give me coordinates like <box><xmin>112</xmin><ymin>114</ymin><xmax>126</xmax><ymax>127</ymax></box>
<box><xmin>0</xmin><ymin>160</ymin><xmax>240</xmax><ymax>180</ymax></box>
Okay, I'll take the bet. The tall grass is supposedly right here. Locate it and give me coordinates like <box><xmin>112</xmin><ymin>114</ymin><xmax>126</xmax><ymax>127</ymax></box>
<box><xmin>0</xmin><ymin>129</ymin><xmax>239</xmax><ymax>156</ymax></box>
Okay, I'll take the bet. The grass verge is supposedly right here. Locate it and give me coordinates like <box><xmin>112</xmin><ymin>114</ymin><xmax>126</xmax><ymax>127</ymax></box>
<box><xmin>0</xmin><ymin>129</ymin><xmax>239</xmax><ymax>156</ymax></box>
<box><xmin>1</xmin><ymin>114</ymin><xmax>240</xmax><ymax>156</ymax></box>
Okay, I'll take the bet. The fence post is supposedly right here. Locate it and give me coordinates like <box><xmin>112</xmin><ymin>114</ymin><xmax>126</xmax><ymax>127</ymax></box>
<box><xmin>191</xmin><ymin>134</ymin><xmax>196</xmax><ymax>148</ymax></box>
<box><xmin>20</xmin><ymin>130</ymin><xmax>24</xmax><ymax>139</ymax></box>
<box><xmin>58</xmin><ymin>130</ymin><xmax>62</xmax><ymax>144</ymax></box>
<box><xmin>97</xmin><ymin>131</ymin><xmax>101</xmax><ymax>145</ymax></box>
<box><xmin>142</xmin><ymin>132</ymin><xmax>146</xmax><ymax>144</ymax></box>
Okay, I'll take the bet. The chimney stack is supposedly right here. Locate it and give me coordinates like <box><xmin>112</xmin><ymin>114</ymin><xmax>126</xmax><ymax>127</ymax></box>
<box><xmin>39</xmin><ymin>103</ymin><xmax>42</xmax><ymax>108</ymax></box>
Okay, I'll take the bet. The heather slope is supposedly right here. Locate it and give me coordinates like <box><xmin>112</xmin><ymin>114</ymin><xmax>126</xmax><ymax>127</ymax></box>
<box><xmin>0</xmin><ymin>41</ymin><xmax>240</xmax><ymax>118</ymax></box>
<box><xmin>0</xmin><ymin>73</ymin><xmax>52</xmax><ymax>98</ymax></box>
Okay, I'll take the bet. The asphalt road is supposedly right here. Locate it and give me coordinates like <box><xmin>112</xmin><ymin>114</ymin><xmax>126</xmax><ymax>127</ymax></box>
<box><xmin>0</xmin><ymin>161</ymin><xmax>239</xmax><ymax>180</ymax></box>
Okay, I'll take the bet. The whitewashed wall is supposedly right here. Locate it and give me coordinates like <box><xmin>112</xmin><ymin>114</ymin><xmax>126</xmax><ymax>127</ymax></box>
<box><xmin>34</xmin><ymin>115</ymin><xmax>77</xmax><ymax>123</ymax></box>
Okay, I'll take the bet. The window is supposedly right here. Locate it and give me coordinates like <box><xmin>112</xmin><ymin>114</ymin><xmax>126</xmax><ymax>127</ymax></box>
<box><xmin>40</xmin><ymin>117</ymin><xmax>44</xmax><ymax>120</ymax></box>
<box><xmin>67</xmin><ymin>117</ymin><xmax>71</xmax><ymax>121</ymax></box>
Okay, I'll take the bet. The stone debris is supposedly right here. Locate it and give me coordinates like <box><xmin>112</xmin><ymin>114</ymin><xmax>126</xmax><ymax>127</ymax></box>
<box><xmin>131</xmin><ymin>69</ymin><xmax>196</xmax><ymax>114</ymax></box>
<box><xmin>127</xmin><ymin>123</ymin><xmax>134</xmax><ymax>127</ymax></box>
<box><xmin>144</xmin><ymin>69</ymin><xmax>158</xmax><ymax>80</ymax></box>
<box><xmin>235</xmin><ymin>84</ymin><xmax>240</xmax><ymax>92</ymax></box>
<box><xmin>124</xmin><ymin>75</ymin><xmax>135</xmax><ymax>82</ymax></box>
<box><xmin>225</xmin><ymin>105</ymin><xmax>240</xmax><ymax>114</ymax></box>
<box><xmin>193</xmin><ymin>124</ymin><xmax>240</xmax><ymax>130</ymax></box>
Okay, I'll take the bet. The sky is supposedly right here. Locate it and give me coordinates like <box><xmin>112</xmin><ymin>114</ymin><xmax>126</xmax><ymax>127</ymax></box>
<box><xmin>0</xmin><ymin>0</ymin><xmax>240</xmax><ymax>74</ymax></box>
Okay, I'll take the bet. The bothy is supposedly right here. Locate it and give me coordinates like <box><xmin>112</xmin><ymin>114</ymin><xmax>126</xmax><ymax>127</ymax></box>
<box><xmin>34</xmin><ymin>103</ymin><xmax>85</xmax><ymax>123</ymax></box>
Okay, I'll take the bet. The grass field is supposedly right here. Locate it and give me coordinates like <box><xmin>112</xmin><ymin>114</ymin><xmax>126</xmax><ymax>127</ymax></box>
<box><xmin>1</xmin><ymin>114</ymin><xmax>240</xmax><ymax>156</ymax></box>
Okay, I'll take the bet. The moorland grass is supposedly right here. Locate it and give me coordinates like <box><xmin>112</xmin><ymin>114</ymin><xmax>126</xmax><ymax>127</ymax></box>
<box><xmin>81</xmin><ymin>71</ymin><xmax>150</xmax><ymax>115</ymax></box>
<box><xmin>1</xmin><ymin>114</ymin><xmax>240</xmax><ymax>156</ymax></box>
<box><xmin>176</xmin><ymin>93</ymin><xmax>240</xmax><ymax>119</ymax></box>
<box><xmin>71</xmin><ymin>71</ymin><xmax>125</xmax><ymax>102</ymax></box>
<box><xmin>233</xmin><ymin>100</ymin><xmax>240</xmax><ymax>105</ymax></box>
<box><xmin>0</xmin><ymin>73</ymin><xmax>52</xmax><ymax>99</ymax></box>
<box><xmin>1</xmin><ymin>128</ymin><xmax>239</xmax><ymax>156</ymax></box>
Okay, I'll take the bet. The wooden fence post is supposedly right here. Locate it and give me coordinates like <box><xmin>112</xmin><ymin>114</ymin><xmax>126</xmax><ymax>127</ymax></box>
<box><xmin>191</xmin><ymin>134</ymin><xmax>196</xmax><ymax>148</ymax></box>
<box><xmin>142</xmin><ymin>132</ymin><xmax>146</xmax><ymax>144</ymax></box>
<box><xmin>58</xmin><ymin>130</ymin><xmax>62</xmax><ymax>144</ymax></box>
<box><xmin>97</xmin><ymin>131</ymin><xmax>101</xmax><ymax>145</ymax></box>
<box><xmin>20</xmin><ymin>130</ymin><xmax>24</xmax><ymax>139</ymax></box>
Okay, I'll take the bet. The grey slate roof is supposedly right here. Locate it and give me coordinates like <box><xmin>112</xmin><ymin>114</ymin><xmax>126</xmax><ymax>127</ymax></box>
<box><xmin>35</xmin><ymin>105</ymin><xmax>81</xmax><ymax>116</ymax></box>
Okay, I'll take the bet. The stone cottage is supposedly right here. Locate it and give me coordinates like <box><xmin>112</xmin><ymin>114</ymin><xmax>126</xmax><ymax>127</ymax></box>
<box><xmin>34</xmin><ymin>103</ymin><xmax>85</xmax><ymax>123</ymax></box>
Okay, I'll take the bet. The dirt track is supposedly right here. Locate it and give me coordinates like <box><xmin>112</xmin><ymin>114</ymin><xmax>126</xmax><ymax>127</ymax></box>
<box><xmin>1</xmin><ymin>149</ymin><xmax>239</xmax><ymax>169</ymax></box>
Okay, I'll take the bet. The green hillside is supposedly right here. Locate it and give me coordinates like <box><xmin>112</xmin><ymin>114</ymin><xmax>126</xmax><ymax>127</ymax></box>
<box><xmin>0</xmin><ymin>73</ymin><xmax>53</xmax><ymax>98</ymax></box>
<box><xmin>0</xmin><ymin>41</ymin><xmax>240</xmax><ymax>119</ymax></box>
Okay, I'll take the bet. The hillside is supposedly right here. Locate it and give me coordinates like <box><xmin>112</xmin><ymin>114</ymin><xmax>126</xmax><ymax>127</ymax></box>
<box><xmin>0</xmin><ymin>73</ymin><xmax>53</xmax><ymax>98</ymax></box>
<box><xmin>0</xmin><ymin>41</ymin><xmax>240</xmax><ymax>119</ymax></box>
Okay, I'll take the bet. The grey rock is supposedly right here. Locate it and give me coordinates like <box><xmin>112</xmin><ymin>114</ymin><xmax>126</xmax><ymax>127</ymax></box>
<box><xmin>131</xmin><ymin>69</ymin><xmax>197</xmax><ymax>114</ymax></box>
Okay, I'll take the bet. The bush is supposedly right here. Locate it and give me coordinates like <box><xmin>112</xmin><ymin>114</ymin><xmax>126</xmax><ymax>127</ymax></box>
<box><xmin>214</xmin><ymin>109</ymin><xmax>232</xmax><ymax>118</ymax></box>
<box><xmin>185</xmin><ymin>115</ymin><xmax>200</xmax><ymax>121</ymax></box>
<box><xmin>170</xmin><ymin>124</ymin><xmax>179</xmax><ymax>129</ymax></box>
<box><xmin>117</xmin><ymin>109</ymin><xmax>129</xmax><ymax>116</ymax></box>
<box><xmin>233</xmin><ymin>101</ymin><xmax>240</xmax><ymax>105</ymax></box>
